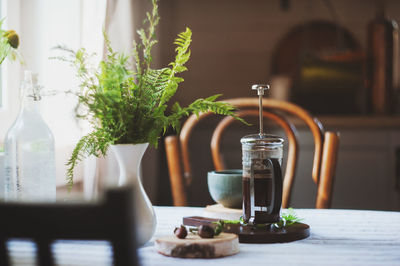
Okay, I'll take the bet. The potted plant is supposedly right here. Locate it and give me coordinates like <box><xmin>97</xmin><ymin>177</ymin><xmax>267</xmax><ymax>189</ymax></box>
<box><xmin>59</xmin><ymin>0</ymin><xmax>243</xmax><ymax>245</ymax></box>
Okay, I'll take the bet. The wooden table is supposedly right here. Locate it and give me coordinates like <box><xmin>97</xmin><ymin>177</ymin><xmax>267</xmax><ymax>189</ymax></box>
<box><xmin>7</xmin><ymin>207</ymin><xmax>400</xmax><ymax>265</ymax></box>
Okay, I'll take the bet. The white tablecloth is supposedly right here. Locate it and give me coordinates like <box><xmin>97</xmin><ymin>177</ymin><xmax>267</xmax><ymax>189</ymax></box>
<box><xmin>7</xmin><ymin>207</ymin><xmax>400</xmax><ymax>265</ymax></box>
<box><xmin>141</xmin><ymin>207</ymin><xmax>400</xmax><ymax>266</ymax></box>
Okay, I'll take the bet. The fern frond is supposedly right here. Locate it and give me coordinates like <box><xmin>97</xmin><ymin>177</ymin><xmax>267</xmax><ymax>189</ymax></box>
<box><xmin>158</xmin><ymin>27</ymin><xmax>192</xmax><ymax>106</ymax></box>
<box><xmin>66</xmin><ymin>130</ymin><xmax>113</xmax><ymax>187</ymax></box>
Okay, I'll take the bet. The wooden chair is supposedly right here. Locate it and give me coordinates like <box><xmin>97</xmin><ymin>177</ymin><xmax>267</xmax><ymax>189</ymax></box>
<box><xmin>0</xmin><ymin>186</ymin><xmax>138</xmax><ymax>266</ymax></box>
<box><xmin>165</xmin><ymin>98</ymin><xmax>339</xmax><ymax>209</ymax></box>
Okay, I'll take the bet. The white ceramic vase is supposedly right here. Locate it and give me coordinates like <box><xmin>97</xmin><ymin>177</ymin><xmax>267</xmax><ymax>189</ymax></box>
<box><xmin>110</xmin><ymin>143</ymin><xmax>156</xmax><ymax>246</ymax></box>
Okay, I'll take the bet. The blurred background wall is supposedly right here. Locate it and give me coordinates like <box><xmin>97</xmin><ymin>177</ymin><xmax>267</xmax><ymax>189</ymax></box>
<box><xmin>156</xmin><ymin>0</ymin><xmax>397</xmax><ymax>110</ymax></box>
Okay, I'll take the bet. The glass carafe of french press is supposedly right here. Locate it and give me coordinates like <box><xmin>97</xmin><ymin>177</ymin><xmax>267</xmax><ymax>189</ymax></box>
<box><xmin>241</xmin><ymin>85</ymin><xmax>283</xmax><ymax>225</ymax></box>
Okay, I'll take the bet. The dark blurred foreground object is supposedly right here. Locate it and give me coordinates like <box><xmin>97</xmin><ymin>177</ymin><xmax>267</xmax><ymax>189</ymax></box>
<box><xmin>367</xmin><ymin>0</ymin><xmax>399</xmax><ymax>115</ymax></box>
<box><xmin>0</xmin><ymin>186</ymin><xmax>138</xmax><ymax>266</ymax></box>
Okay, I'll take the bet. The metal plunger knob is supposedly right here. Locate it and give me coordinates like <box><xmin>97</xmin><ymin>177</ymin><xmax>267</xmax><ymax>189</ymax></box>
<box><xmin>251</xmin><ymin>84</ymin><xmax>270</xmax><ymax>135</ymax></box>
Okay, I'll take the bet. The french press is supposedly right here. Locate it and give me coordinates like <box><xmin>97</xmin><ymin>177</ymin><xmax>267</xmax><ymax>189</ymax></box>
<box><xmin>241</xmin><ymin>85</ymin><xmax>283</xmax><ymax>225</ymax></box>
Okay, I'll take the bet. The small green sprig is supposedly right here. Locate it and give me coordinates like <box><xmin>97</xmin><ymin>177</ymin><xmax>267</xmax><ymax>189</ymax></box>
<box><xmin>212</xmin><ymin>209</ymin><xmax>303</xmax><ymax>232</ymax></box>
<box><xmin>273</xmin><ymin>208</ymin><xmax>303</xmax><ymax>228</ymax></box>
<box><xmin>212</xmin><ymin>219</ymin><xmax>241</xmax><ymax>236</ymax></box>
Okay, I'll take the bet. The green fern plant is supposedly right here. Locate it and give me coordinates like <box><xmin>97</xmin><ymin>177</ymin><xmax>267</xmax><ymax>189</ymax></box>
<box><xmin>58</xmin><ymin>0</ymin><xmax>245</xmax><ymax>187</ymax></box>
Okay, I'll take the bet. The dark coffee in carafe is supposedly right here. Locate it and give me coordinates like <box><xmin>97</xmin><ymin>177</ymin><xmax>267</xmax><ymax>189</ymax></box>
<box><xmin>242</xmin><ymin>174</ymin><xmax>273</xmax><ymax>222</ymax></box>
<box><xmin>241</xmin><ymin>134</ymin><xmax>283</xmax><ymax>224</ymax></box>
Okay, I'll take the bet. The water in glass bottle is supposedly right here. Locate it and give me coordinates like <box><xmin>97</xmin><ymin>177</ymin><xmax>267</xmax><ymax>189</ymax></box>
<box><xmin>2</xmin><ymin>71</ymin><xmax>56</xmax><ymax>202</ymax></box>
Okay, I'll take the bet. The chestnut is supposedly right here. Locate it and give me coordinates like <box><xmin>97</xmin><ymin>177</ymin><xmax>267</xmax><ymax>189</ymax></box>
<box><xmin>174</xmin><ymin>225</ymin><xmax>188</xmax><ymax>239</ymax></box>
<box><xmin>198</xmin><ymin>225</ymin><xmax>215</xmax><ymax>238</ymax></box>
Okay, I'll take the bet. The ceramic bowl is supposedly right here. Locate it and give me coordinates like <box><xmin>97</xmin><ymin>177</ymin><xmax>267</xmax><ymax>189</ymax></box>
<box><xmin>207</xmin><ymin>169</ymin><xmax>242</xmax><ymax>208</ymax></box>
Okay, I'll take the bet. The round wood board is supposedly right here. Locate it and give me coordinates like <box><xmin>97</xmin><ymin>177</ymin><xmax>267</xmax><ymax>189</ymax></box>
<box><xmin>235</xmin><ymin>222</ymin><xmax>310</xmax><ymax>243</ymax></box>
<box><xmin>155</xmin><ymin>233</ymin><xmax>239</xmax><ymax>258</ymax></box>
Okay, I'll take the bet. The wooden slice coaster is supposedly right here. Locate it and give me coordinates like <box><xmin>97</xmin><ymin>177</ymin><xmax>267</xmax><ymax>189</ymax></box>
<box><xmin>155</xmin><ymin>233</ymin><xmax>239</xmax><ymax>258</ymax></box>
<box><xmin>204</xmin><ymin>204</ymin><xmax>242</xmax><ymax>220</ymax></box>
<box><xmin>183</xmin><ymin>216</ymin><xmax>310</xmax><ymax>243</ymax></box>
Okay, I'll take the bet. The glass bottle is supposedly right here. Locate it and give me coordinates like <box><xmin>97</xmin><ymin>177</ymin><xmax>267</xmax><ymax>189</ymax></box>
<box><xmin>2</xmin><ymin>71</ymin><xmax>56</xmax><ymax>202</ymax></box>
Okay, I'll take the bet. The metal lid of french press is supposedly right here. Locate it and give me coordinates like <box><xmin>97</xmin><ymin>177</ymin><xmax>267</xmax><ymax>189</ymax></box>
<box><xmin>240</xmin><ymin>84</ymin><xmax>283</xmax><ymax>146</ymax></box>
<box><xmin>241</xmin><ymin>134</ymin><xmax>283</xmax><ymax>145</ymax></box>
